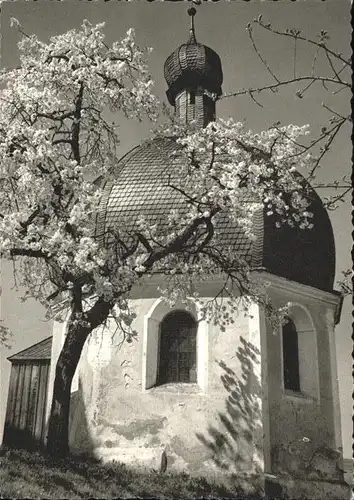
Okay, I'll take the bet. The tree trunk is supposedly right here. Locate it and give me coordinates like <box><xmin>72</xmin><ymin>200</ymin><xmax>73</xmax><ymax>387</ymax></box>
<box><xmin>46</xmin><ymin>298</ymin><xmax>112</xmax><ymax>458</ymax></box>
<box><xmin>46</xmin><ymin>320</ymin><xmax>89</xmax><ymax>457</ymax></box>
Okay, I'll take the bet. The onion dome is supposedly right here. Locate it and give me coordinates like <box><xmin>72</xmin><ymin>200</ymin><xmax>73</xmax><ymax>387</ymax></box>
<box><xmin>164</xmin><ymin>8</ymin><xmax>223</xmax><ymax>106</ymax></box>
<box><xmin>97</xmin><ymin>138</ymin><xmax>336</xmax><ymax>292</ymax></box>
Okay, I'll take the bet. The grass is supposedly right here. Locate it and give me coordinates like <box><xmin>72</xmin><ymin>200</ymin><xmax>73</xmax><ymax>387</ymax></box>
<box><xmin>0</xmin><ymin>447</ymin><xmax>268</xmax><ymax>499</ymax></box>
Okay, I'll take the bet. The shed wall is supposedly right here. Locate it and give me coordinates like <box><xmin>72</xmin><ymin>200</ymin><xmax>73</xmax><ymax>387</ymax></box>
<box><xmin>3</xmin><ymin>362</ymin><xmax>50</xmax><ymax>449</ymax></box>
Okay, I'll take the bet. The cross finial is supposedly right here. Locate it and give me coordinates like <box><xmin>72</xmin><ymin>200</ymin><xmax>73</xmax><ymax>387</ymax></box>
<box><xmin>187</xmin><ymin>7</ymin><xmax>197</xmax><ymax>44</ymax></box>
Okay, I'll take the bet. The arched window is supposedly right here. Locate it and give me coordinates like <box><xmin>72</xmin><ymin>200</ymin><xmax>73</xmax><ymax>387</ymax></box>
<box><xmin>157</xmin><ymin>311</ymin><xmax>197</xmax><ymax>385</ymax></box>
<box><xmin>282</xmin><ymin>316</ymin><xmax>300</xmax><ymax>392</ymax></box>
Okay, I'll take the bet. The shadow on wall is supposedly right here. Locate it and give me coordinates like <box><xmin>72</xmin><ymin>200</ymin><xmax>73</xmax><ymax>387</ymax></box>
<box><xmin>68</xmin><ymin>379</ymin><xmax>95</xmax><ymax>456</ymax></box>
<box><xmin>196</xmin><ymin>336</ymin><xmax>263</xmax><ymax>477</ymax></box>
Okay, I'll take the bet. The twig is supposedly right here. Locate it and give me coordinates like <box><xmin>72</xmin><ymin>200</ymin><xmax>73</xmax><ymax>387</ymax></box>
<box><xmin>246</xmin><ymin>24</ymin><xmax>280</xmax><ymax>84</ymax></box>
<box><xmin>255</xmin><ymin>19</ymin><xmax>350</xmax><ymax>66</ymax></box>
<box><xmin>222</xmin><ymin>76</ymin><xmax>349</xmax><ymax>100</ymax></box>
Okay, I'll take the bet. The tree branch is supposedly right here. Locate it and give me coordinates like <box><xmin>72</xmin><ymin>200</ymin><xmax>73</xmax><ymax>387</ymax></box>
<box><xmin>71</xmin><ymin>83</ymin><xmax>84</xmax><ymax>164</ymax></box>
<box><xmin>10</xmin><ymin>248</ymin><xmax>49</xmax><ymax>259</ymax></box>
<box><xmin>255</xmin><ymin>19</ymin><xmax>350</xmax><ymax>66</ymax></box>
<box><xmin>222</xmin><ymin>76</ymin><xmax>349</xmax><ymax>100</ymax></box>
<box><xmin>246</xmin><ymin>23</ymin><xmax>280</xmax><ymax>84</ymax></box>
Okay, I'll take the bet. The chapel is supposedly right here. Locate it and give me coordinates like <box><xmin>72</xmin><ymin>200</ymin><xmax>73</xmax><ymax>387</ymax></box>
<box><xmin>3</xmin><ymin>9</ymin><xmax>349</xmax><ymax>499</ymax></box>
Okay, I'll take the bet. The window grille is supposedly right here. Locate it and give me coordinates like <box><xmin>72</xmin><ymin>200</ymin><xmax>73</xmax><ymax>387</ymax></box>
<box><xmin>158</xmin><ymin>311</ymin><xmax>197</xmax><ymax>385</ymax></box>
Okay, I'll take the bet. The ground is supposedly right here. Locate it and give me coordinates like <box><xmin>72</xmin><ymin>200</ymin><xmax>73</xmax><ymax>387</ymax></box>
<box><xmin>0</xmin><ymin>447</ymin><xmax>265</xmax><ymax>499</ymax></box>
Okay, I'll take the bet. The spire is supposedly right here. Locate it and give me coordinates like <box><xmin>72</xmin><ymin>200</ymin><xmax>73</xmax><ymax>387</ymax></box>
<box><xmin>164</xmin><ymin>6</ymin><xmax>223</xmax><ymax>127</ymax></box>
<box><xmin>187</xmin><ymin>7</ymin><xmax>197</xmax><ymax>44</ymax></box>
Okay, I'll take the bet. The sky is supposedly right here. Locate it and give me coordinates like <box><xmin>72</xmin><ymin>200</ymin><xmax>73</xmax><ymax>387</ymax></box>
<box><xmin>0</xmin><ymin>0</ymin><xmax>351</xmax><ymax>457</ymax></box>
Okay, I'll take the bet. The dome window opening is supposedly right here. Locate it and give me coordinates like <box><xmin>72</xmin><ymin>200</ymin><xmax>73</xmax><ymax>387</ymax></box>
<box><xmin>157</xmin><ymin>311</ymin><xmax>197</xmax><ymax>385</ymax></box>
<box><xmin>282</xmin><ymin>316</ymin><xmax>301</xmax><ymax>393</ymax></box>
<box><xmin>188</xmin><ymin>90</ymin><xmax>196</xmax><ymax>121</ymax></box>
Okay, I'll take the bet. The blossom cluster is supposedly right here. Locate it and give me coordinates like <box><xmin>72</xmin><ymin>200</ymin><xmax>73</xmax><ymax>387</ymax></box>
<box><xmin>0</xmin><ymin>20</ymin><xmax>319</xmax><ymax>339</ymax></box>
<box><xmin>0</xmin><ymin>21</ymin><xmax>158</xmax><ymax>311</ymax></box>
<box><xmin>159</xmin><ymin>119</ymin><xmax>315</xmax><ymax>235</ymax></box>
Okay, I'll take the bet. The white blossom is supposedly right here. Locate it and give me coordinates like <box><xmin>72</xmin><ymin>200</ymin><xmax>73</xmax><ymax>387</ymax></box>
<box><xmin>0</xmin><ymin>21</ymin><xmax>318</xmax><ymax>337</ymax></box>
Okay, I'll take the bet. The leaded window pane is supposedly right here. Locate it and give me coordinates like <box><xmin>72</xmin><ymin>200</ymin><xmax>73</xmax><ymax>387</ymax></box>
<box><xmin>158</xmin><ymin>311</ymin><xmax>197</xmax><ymax>385</ymax></box>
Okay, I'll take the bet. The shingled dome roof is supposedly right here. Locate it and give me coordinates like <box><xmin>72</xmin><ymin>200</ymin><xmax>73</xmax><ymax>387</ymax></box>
<box><xmin>164</xmin><ymin>10</ymin><xmax>223</xmax><ymax>106</ymax></box>
<box><xmin>96</xmin><ymin>137</ymin><xmax>336</xmax><ymax>292</ymax></box>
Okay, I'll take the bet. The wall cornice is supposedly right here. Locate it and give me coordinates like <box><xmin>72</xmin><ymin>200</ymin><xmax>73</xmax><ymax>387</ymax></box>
<box><xmin>49</xmin><ymin>271</ymin><xmax>343</xmax><ymax>323</ymax></box>
<box><xmin>134</xmin><ymin>271</ymin><xmax>343</xmax><ymax>323</ymax></box>
<box><xmin>251</xmin><ymin>271</ymin><xmax>343</xmax><ymax>324</ymax></box>
<box><xmin>253</xmin><ymin>271</ymin><xmax>341</xmax><ymax>304</ymax></box>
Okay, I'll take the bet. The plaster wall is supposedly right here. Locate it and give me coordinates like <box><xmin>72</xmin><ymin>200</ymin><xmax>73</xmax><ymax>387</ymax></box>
<box><xmin>45</xmin><ymin>311</ymin><xmax>68</xmax><ymax>440</ymax></box>
<box><xmin>264</xmin><ymin>281</ymin><xmax>344</xmax><ymax>482</ymax></box>
<box><xmin>68</xmin><ymin>291</ymin><xmax>265</xmax><ymax>481</ymax></box>
<box><xmin>45</xmin><ymin>275</ymin><xmax>347</xmax><ymax>497</ymax></box>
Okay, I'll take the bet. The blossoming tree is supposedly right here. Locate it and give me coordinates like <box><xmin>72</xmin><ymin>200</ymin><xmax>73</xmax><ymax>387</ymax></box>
<box><xmin>226</xmin><ymin>16</ymin><xmax>350</xmax><ymax>206</ymax></box>
<box><xmin>0</xmin><ymin>21</ymin><xmax>315</xmax><ymax>456</ymax></box>
<box><xmin>223</xmin><ymin>16</ymin><xmax>352</xmax><ymax>295</ymax></box>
